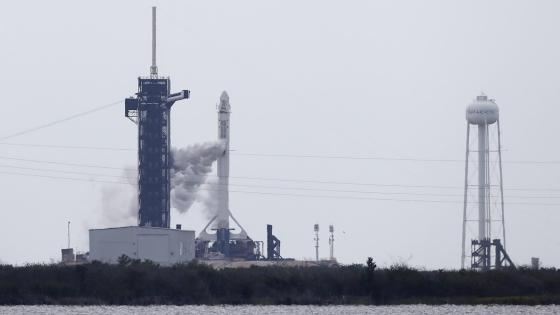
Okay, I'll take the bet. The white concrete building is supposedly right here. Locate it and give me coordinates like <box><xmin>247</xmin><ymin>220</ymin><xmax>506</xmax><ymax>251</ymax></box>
<box><xmin>89</xmin><ymin>226</ymin><xmax>195</xmax><ymax>265</ymax></box>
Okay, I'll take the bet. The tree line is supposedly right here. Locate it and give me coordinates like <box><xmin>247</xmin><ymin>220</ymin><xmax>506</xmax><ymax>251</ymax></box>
<box><xmin>0</xmin><ymin>258</ymin><xmax>559</xmax><ymax>305</ymax></box>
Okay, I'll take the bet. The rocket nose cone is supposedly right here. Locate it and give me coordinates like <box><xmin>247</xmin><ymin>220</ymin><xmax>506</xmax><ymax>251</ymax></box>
<box><xmin>220</xmin><ymin>91</ymin><xmax>229</xmax><ymax>103</ymax></box>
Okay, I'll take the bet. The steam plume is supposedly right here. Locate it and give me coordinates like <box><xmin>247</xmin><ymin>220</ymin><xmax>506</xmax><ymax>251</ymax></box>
<box><xmin>94</xmin><ymin>168</ymin><xmax>138</xmax><ymax>228</ymax></box>
<box><xmin>171</xmin><ymin>141</ymin><xmax>225</xmax><ymax>213</ymax></box>
<box><xmin>198</xmin><ymin>176</ymin><xmax>220</xmax><ymax>220</ymax></box>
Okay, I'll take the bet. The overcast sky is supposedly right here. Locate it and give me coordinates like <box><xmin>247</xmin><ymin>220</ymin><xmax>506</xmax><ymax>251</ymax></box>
<box><xmin>0</xmin><ymin>0</ymin><xmax>559</xmax><ymax>268</ymax></box>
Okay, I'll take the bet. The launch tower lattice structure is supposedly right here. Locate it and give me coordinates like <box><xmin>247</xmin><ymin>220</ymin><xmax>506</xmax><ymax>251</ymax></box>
<box><xmin>461</xmin><ymin>94</ymin><xmax>514</xmax><ymax>270</ymax></box>
<box><xmin>124</xmin><ymin>7</ymin><xmax>189</xmax><ymax>228</ymax></box>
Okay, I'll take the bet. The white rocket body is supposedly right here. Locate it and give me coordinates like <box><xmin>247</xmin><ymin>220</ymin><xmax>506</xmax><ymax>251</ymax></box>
<box><xmin>198</xmin><ymin>91</ymin><xmax>249</xmax><ymax>241</ymax></box>
<box><xmin>216</xmin><ymin>91</ymin><xmax>231</xmax><ymax>229</ymax></box>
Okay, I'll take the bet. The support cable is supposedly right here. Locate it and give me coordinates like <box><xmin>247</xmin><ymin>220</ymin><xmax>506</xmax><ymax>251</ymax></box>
<box><xmin>0</xmin><ymin>99</ymin><xmax>123</xmax><ymax>141</ymax></box>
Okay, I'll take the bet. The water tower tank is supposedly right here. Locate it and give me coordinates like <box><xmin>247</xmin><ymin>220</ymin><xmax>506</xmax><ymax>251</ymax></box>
<box><xmin>466</xmin><ymin>94</ymin><xmax>499</xmax><ymax>125</ymax></box>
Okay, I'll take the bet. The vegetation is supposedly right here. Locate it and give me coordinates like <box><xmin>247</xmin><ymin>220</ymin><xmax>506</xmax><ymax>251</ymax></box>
<box><xmin>0</xmin><ymin>258</ymin><xmax>559</xmax><ymax>305</ymax></box>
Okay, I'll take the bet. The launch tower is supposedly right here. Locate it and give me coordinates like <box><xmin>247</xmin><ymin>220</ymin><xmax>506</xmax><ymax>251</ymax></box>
<box><xmin>461</xmin><ymin>94</ymin><xmax>514</xmax><ymax>270</ymax></box>
<box><xmin>124</xmin><ymin>7</ymin><xmax>189</xmax><ymax>228</ymax></box>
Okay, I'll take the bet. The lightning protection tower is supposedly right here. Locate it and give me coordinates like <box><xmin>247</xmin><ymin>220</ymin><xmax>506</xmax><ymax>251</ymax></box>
<box><xmin>328</xmin><ymin>225</ymin><xmax>334</xmax><ymax>261</ymax></box>
<box><xmin>461</xmin><ymin>94</ymin><xmax>514</xmax><ymax>270</ymax></box>
<box><xmin>124</xmin><ymin>7</ymin><xmax>190</xmax><ymax>228</ymax></box>
<box><xmin>314</xmin><ymin>224</ymin><xmax>319</xmax><ymax>261</ymax></box>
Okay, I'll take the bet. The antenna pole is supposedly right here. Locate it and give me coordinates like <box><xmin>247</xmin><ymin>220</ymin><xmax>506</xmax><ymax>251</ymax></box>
<box><xmin>67</xmin><ymin>221</ymin><xmax>71</xmax><ymax>249</ymax></box>
<box><xmin>314</xmin><ymin>224</ymin><xmax>319</xmax><ymax>261</ymax></box>
<box><xmin>150</xmin><ymin>6</ymin><xmax>158</xmax><ymax>78</ymax></box>
<box><xmin>329</xmin><ymin>225</ymin><xmax>334</xmax><ymax>261</ymax></box>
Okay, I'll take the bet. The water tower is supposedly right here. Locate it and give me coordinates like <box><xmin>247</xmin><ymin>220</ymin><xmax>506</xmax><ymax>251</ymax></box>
<box><xmin>461</xmin><ymin>94</ymin><xmax>515</xmax><ymax>270</ymax></box>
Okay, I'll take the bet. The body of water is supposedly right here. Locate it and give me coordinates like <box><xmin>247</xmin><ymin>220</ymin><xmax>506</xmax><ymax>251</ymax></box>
<box><xmin>0</xmin><ymin>305</ymin><xmax>558</xmax><ymax>315</ymax></box>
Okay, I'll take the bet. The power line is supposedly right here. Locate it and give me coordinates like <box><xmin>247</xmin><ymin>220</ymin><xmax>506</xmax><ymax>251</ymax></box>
<box><xmin>0</xmin><ymin>142</ymin><xmax>134</xmax><ymax>151</ymax></box>
<box><xmin>2</xmin><ymin>154</ymin><xmax>560</xmax><ymax>193</ymax></box>
<box><xmin>2</xmin><ymin>162</ymin><xmax>559</xmax><ymax>199</ymax></box>
<box><xmin>0</xmin><ymin>155</ymin><xmax>128</xmax><ymax>170</ymax></box>
<box><xmin>0</xmin><ymin>155</ymin><xmax>465</xmax><ymax>189</ymax></box>
<box><xmin>0</xmin><ymin>99</ymin><xmax>123</xmax><ymax>141</ymax></box>
<box><xmin>230</xmin><ymin>175</ymin><xmax>464</xmax><ymax>190</ymax></box>
<box><xmin>2</xmin><ymin>169</ymin><xmax>560</xmax><ymax>206</ymax></box>
<box><xmin>195</xmin><ymin>181</ymin><xmax>560</xmax><ymax>200</ymax></box>
<box><xmin>229</xmin><ymin>175</ymin><xmax>560</xmax><ymax>193</ymax></box>
<box><xmin>0</xmin><ymin>169</ymin><xmax>461</xmax><ymax>204</ymax></box>
<box><xmin>232</xmin><ymin>152</ymin><xmax>463</xmax><ymax>162</ymax></box>
<box><xmin>0</xmin><ymin>164</ymin><xmax>132</xmax><ymax>179</ymax></box>
<box><xmin>232</xmin><ymin>152</ymin><xmax>560</xmax><ymax>165</ymax></box>
<box><xmin>0</xmin><ymin>164</ymin><xmax>470</xmax><ymax>197</ymax></box>
<box><xmin>224</xmin><ymin>189</ymin><xmax>560</xmax><ymax>206</ymax></box>
<box><xmin>0</xmin><ymin>164</ymin><xmax>476</xmax><ymax>198</ymax></box>
<box><xmin>3</xmin><ymin>141</ymin><xmax>560</xmax><ymax>165</ymax></box>
<box><xmin>0</xmin><ymin>170</ymin><xmax>130</xmax><ymax>185</ymax></box>
<box><xmin>0</xmin><ymin>159</ymin><xmax>502</xmax><ymax>191</ymax></box>
<box><xmin>0</xmin><ymin>99</ymin><xmax>555</xmax><ymax>206</ymax></box>
<box><xmin>0</xmin><ymin>171</ymin><xmax>509</xmax><ymax>204</ymax></box>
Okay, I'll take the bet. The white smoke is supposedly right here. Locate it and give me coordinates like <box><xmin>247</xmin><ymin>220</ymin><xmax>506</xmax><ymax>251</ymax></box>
<box><xmin>171</xmin><ymin>141</ymin><xmax>225</xmax><ymax>213</ymax></box>
<box><xmin>93</xmin><ymin>168</ymin><xmax>138</xmax><ymax>228</ymax></box>
<box><xmin>99</xmin><ymin>185</ymin><xmax>137</xmax><ymax>225</ymax></box>
<box><xmin>198</xmin><ymin>176</ymin><xmax>220</xmax><ymax>220</ymax></box>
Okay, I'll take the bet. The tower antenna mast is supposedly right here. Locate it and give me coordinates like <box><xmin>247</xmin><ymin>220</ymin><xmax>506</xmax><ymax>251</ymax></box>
<box><xmin>150</xmin><ymin>6</ymin><xmax>158</xmax><ymax>78</ymax></box>
<box><xmin>67</xmin><ymin>221</ymin><xmax>71</xmax><ymax>249</ymax></box>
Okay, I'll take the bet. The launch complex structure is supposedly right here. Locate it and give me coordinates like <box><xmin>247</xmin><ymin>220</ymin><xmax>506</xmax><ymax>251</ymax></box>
<box><xmin>125</xmin><ymin>7</ymin><xmax>189</xmax><ymax>229</ymax></box>
<box><xmin>91</xmin><ymin>8</ymin><xmax>517</xmax><ymax>269</ymax></box>
<box><xmin>122</xmin><ymin>7</ymin><xmax>282</xmax><ymax>262</ymax></box>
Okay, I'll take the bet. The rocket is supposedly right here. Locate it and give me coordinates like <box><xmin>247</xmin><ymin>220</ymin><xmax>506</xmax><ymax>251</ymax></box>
<box><xmin>216</xmin><ymin>91</ymin><xmax>231</xmax><ymax>229</ymax></box>
<box><xmin>198</xmin><ymin>91</ymin><xmax>249</xmax><ymax>242</ymax></box>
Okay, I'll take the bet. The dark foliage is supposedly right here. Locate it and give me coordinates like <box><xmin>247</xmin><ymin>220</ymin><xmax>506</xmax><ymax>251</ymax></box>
<box><xmin>0</xmin><ymin>261</ymin><xmax>559</xmax><ymax>305</ymax></box>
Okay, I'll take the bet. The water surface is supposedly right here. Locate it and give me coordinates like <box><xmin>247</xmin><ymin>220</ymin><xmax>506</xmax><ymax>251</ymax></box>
<box><xmin>0</xmin><ymin>305</ymin><xmax>558</xmax><ymax>315</ymax></box>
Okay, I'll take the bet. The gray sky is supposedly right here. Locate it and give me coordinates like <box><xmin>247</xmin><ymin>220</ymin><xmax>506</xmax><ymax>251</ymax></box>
<box><xmin>0</xmin><ymin>0</ymin><xmax>559</xmax><ymax>268</ymax></box>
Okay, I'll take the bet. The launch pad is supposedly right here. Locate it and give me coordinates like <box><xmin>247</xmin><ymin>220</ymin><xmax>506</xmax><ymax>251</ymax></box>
<box><xmin>194</xmin><ymin>92</ymin><xmax>261</xmax><ymax>260</ymax></box>
<box><xmin>87</xmin><ymin>7</ymin><xmax>290</xmax><ymax>266</ymax></box>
